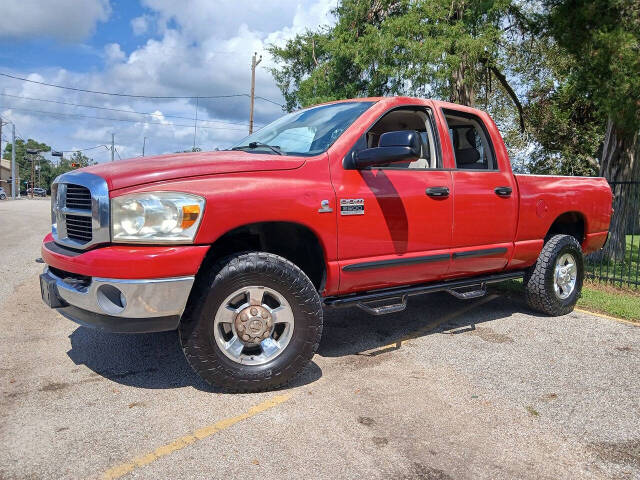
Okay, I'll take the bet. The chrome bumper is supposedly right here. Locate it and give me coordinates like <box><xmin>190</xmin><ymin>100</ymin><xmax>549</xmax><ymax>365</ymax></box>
<box><xmin>42</xmin><ymin>267</ymin><xmax>194</xmax><ymax>319</ymax></box>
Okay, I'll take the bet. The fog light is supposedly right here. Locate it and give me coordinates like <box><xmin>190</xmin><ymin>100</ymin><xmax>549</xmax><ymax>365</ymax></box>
<box><xmin>96</xmin><ymin>284</ymin><xmax>127</xmax><ymax>315</ymax></box>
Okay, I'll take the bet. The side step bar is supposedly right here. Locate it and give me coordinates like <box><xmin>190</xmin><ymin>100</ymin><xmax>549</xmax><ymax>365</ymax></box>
<box><xmin>324</xmin><ymin>270</ymin><xmax>524</xmax><ymax>312</ymax></box>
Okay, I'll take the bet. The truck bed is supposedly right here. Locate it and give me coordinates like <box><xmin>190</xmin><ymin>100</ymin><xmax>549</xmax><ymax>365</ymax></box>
<box><xmin>514</xmin><ymin>174</ymin><xmax>612</xmax><ymax>253</ymax></box>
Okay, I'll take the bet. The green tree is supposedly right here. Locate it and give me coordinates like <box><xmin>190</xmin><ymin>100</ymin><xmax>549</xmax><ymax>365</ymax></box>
<box><xmin>2</xmin><ymin>141</ymin><xmax>95</xmax><ymax>193</ymax></box>
<box><xmin>269</xmin><ymin>0</ymin><xmax>527</xmax><ymax>129</ymax></box>
<box><xmin>2</xmin><ymin>138</ymin><xmax>51</xmax><ymax>191</ymax></box>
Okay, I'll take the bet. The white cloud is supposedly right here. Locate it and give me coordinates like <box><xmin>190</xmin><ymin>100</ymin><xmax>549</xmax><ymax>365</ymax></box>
<box><xmin>0</xmin><ymin>0</ymin><xmax>336</xmax><ymax>163</ymax></box>
<box><xmin>131</xmin><ymin>15</ymin><xmax>151</xmax><ymax>36</ymax></box>
<box><xmin>104</xmin><ymin>43</ymin><xmax>125</xmax><ymax>64</ymax></box>
<box><xmin>0</xmin><ymin>0</ymin><xmax>111</xmax><ymax>42</ymax></box>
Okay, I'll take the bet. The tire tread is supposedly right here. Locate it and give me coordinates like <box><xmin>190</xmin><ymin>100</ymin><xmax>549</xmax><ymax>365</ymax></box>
<box><xmin>524</xmin><ymin>234</ymin><xmax>583</xmax><ymax>316</ymax></box>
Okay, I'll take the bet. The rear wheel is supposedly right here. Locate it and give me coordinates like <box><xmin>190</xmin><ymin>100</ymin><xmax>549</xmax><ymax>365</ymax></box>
<box><xmin>179</xmin><ymin>252</ymin><xmax>323</xmax><ymax>393</ymax></box>
<box><xmin>0</xmin><ymin>193</ymin><xmax>6</xmax><ymax>200</ymax></box>
<box><xmin>524</xmin><ymin>234</ymin><xmax>584</xmax><ymax>316</ymax></box>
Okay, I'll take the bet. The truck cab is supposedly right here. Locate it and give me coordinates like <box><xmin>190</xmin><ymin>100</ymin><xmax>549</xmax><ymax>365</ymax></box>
<box><xmin>40</xmin><ymin>97</ymin><xmax>612</xmax><ymax>392</ymax></box>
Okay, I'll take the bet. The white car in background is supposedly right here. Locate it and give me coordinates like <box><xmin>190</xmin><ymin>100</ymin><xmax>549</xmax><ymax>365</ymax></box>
<box><xmin>0</xmin><ymin>187</ymin><xmax>6</xmax><ymax>200</ymax></box>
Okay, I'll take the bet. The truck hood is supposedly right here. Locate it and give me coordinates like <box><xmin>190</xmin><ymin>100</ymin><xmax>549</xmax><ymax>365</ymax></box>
<box><xmin>82</xmin><ymin>150</ymin><xmax>306</xmax><ymax>191</ymax></box>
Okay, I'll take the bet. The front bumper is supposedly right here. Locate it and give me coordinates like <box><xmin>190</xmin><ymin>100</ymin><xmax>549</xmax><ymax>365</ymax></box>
<box><xmin>40</xmin><ymin>267</ymin><xmax>194</xmax><ymax>333</ymax></box>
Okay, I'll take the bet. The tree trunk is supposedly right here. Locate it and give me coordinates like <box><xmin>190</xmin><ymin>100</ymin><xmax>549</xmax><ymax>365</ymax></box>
<box><xmin>598</xmin><ymin>118</ymin><xmax>640</xmax><ymax>262</ymax></box>
<box><xmin>450</xmin><ymin>62</ymin><xmax>474</xmax><ymax>107</ymax></box>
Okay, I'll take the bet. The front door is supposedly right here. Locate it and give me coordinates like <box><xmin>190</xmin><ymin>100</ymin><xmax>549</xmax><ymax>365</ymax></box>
<box><xmin>334</xmin><ymin>106</ymin><xmax>453</xmax><ymax>294</ymax></box>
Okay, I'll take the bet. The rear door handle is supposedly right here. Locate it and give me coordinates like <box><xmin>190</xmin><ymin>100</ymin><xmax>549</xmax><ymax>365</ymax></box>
<box><xmin>426</xmin><ymin>186</ymin><xmax>450</xmax><ymax>198</ymax></box>
<box><xmin>495</xmin><ymin>186</ymin><xmax>512</xmax><ymax>197</ymax></box>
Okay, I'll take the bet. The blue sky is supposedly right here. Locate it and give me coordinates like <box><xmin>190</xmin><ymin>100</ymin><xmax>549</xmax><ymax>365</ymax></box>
<box><xmin>0</xmin><ymin>1</ymin><xmax>145</xmax><ymax>71</ymax></box>
<box><xmin>0</xmin><ymin>0</ymin><xmax>334</xmax><ymax>162</ymax></box>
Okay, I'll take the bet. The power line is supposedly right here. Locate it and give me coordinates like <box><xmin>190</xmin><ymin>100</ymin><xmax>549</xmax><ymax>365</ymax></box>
<box><xmin>0</xmin><ymin>71</ymin><xmax>284</xmax><ymax>105</ymax></box>
<box><xmin>0</xmin><ymin>93</ymin><xmax>263</xmax><ymax>128</ymax></box>
<box><xmin>0</xmin><ymin>105</ymin><xmax>249</xmax><ymax>131</ymax></box>
<box><xmin>255</xmin><ymin>95</ymin><xmax>283</xmax><ymax>106</ymax></box>
<box><xmin>60</xmin><ymin>144</ymin><xmax>109</xmax><ymax>153</ymax></box>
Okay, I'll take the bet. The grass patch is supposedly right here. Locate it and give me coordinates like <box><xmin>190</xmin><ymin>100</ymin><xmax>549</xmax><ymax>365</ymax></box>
<box><xmin>495</xmin><ymin>279</ymin><xmax>640</xmax><ymax>323</ymax></box>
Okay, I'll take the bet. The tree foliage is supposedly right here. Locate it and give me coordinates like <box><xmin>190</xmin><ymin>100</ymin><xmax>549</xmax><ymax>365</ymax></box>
<box><xmin>269</xmin><ymin>0</ymin><xmax>526</xmax><ymax>127</ymax></box>
<box><xmin>542</xmin><ymin>0</ymin><xmax>640</xmax><ymax>136</ymax></box>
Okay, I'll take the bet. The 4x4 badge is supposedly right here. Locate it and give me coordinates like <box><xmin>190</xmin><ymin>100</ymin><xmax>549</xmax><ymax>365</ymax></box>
<box><xmin>340</xmin><ymin>198</ymin><xmax>364</xmax><ymax>215</ymax></box>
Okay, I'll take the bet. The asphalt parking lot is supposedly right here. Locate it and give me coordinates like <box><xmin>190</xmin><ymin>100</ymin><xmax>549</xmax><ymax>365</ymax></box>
<box><xmin>1</xmin><ymin>198</ymin><xmax>639</xmax><ymax>480</ymax></box>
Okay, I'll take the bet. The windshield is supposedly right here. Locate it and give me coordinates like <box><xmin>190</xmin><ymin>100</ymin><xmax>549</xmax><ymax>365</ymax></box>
<box><xmin>230</xmin><ymin>101</ymin><xmax>375</xmax><ymax>156</ymax></box>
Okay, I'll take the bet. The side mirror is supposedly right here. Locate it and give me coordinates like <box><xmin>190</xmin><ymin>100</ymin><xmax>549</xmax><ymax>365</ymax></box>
<box><xmin>353</xmin><ymin>130</ymin><xmax>421</xmax><ymax>169</ymax></box>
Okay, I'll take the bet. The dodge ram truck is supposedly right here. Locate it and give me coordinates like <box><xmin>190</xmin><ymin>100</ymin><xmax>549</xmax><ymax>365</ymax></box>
<box><xmin>40</xmin><ymin>97</ymin><xmax>613</xmax><ymax>392</ymax></box>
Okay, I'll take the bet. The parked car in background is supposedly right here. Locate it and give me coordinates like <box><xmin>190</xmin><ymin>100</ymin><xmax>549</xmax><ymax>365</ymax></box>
<box><xmin>39</xmin><ymin>96</ymin><xmax>613</xmax><ymax>393</ymax></box>
<box><xmin>29</xmin><ymin>187</ymin><xmax>46</xmax><ymax>197</ymax></box>
<box><xmin>0</xmin><ymin>187</ymin><xmax>6</xmax><ymax>200</ymax></box>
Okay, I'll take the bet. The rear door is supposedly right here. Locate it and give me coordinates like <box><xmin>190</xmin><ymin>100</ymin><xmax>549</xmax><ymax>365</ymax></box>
<box><xmin>440</xmin><ymin>108</ymin><xmax>518</xmax><ymax>276</ymax></box>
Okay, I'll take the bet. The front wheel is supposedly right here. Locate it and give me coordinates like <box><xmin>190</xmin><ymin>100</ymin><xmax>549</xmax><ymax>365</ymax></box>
<box><xmin>179</xmin><ymin>252</ymin><xmax>323</xmax><ymax>393</ymax></box>
<box><xmin>524</xmin><ymin>234</ymin><xmax>584</xmax><ymax>316</ymax></box>
<box><xmin>0</xmin><ymin>194</ymin><xmax>6</xmax><ymax>200</ymax></box>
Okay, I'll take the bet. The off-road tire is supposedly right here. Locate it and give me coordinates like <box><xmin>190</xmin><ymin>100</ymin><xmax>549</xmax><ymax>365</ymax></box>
<box><xmin>524</xmin><ymin>234</ymin><xmax>584</xmax><ymax>316</ymax></box>
<box><xmin>179</xmin><ymin>252</ymin><xmax>323</xmax><ymax>393</ymax></box>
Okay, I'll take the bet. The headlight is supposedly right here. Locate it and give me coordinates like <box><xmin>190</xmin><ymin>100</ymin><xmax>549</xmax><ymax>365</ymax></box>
<box><xmin>111</xmin><ymin>192</ymin><xmax>205</xmax><ymax>243</ymax></box>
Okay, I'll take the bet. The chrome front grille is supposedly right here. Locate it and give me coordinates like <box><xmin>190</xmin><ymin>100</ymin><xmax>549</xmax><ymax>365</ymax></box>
<box><xmin>51</xmin><ymin>172</ymin><xmax>110</xmax><ymax>250</ymax></box>
<box><xmin>65</xmin><ymin>213</ymin><xmax>93</xmax><ymax>242</ymax></box>
<box><xmin>65</xmin><ymin>184</ymin><xmax>92</xmax><ymax>210</ymax></box>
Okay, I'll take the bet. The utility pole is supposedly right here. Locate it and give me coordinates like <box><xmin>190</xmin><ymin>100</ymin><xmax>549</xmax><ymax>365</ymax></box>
<box><xmin>11</xmin><ymin>123</ymin><xmax>16</xmax><ymax>199</ymax></box>
<box><xmin>193</xmin><ymin>97</ymin><xmax>199</xmax><ymax>151</ymax></box>
<box><xmin>111</xmin><ymin>133</ymin><xmax>115</xmax><ymax>162</ymax></box>
<box><xmin>142</xmin><ymin>136</ymin><xmax>147</xmax><ymax>157</ymax></box>
<box><xmin>249</xmin><ymin>52</ymin><xmax>262</xmax><ymax>135</ymax></box>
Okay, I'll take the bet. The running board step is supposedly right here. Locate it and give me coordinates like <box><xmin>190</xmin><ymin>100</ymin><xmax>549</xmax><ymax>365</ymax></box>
<box><xmin>324</xmin><ymin>270</ymin><xmax>524</xmax><ymax>310</ymax></box>
<box><xmin>446</xmin><ymin>282</ymin><xmax>487</xmax><ymax>300</ymax></box>
<box><xmin>357</xmin><ymin>295</ymin><xmax>407</xmax><ymax>315</ymax></box>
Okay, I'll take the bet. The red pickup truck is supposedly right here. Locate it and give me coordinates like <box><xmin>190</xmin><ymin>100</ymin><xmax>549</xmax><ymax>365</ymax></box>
<box><xmin>40</xmin><ymin>97</ymin><xmax>612</xmax><ymax>392</ymax></box>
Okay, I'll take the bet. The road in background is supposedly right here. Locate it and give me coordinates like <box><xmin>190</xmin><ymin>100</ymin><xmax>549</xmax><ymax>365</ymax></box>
<box><xmin>1</xmin><ymin>200</ymin><xmax>638</xmax><ymax>479</ymax></box>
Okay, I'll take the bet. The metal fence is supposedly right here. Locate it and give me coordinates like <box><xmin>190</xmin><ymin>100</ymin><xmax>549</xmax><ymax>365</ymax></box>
<box><xmin>585</xmin><ymin>181</ymin><xmax>640</xmax><ymax>288</ymax></box>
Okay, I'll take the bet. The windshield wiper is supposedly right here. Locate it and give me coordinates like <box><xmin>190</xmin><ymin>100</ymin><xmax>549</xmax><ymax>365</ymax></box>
<box><xmin>230</xmin><ymin>142</ymin><xmax>284</xmax><ymax>155</ymax></box>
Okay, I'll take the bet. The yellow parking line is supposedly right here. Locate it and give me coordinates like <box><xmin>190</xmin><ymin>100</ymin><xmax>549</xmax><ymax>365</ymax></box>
<box><xmin>361</xmin><ymin>294</ymin><xmax>500</xmax><ymax>356</ymax></box>
<box><xmin>574</xmin><ymin>308</ymin><xmax>639</xmax><ymax>327</ymax></box>
<box><xmin>101</xmin><ymin>393</ymin><xmax>291</xmax><ymax>480</ymax></box>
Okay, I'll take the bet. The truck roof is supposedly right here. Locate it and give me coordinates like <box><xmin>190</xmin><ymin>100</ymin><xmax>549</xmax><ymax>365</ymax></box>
<box><xmin>315</xmin><ymin>96</ymin><xmax>489</xmax><ymax>118</ymax></box>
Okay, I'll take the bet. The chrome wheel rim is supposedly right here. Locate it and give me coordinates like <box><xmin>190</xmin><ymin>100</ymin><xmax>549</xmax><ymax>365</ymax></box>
<box><xmin>553</xmin><ymin>253</ymin><xmax>577</xmax><ymax>300</ymax></box>
<box><xmin>213</xmin><ymin>286</ymin><xmax>294</xmax><ymax>365</ymax></box>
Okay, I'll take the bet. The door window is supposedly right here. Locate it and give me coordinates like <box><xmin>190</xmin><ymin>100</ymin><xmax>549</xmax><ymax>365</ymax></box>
<box><xmin>443</xmin><ymin>110</ymin><xmax>496</xmax><ymax>170</ymax></box>
<box><xmin>362</xmin><ymin>108</ymin><xmax>441</xmax><ymax>169</ymax></box>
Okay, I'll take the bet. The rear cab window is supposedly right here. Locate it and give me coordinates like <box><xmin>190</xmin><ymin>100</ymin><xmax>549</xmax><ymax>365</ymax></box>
<box><xmin>442</xmin><ymin>109</ymin><xmax>497</xmax><ymax>171</ymax></box>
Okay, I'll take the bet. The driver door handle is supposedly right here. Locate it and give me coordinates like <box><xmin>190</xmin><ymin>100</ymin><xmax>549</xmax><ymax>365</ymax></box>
<box><xmin>495</xmin><ymin>186</ymin><xmax>513</xmax><ymax>197</ymax></box>
<box><xmin>426</xmin><ymin>186</ymin><xmax>450</xmax><ymax>198</ymax></box>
